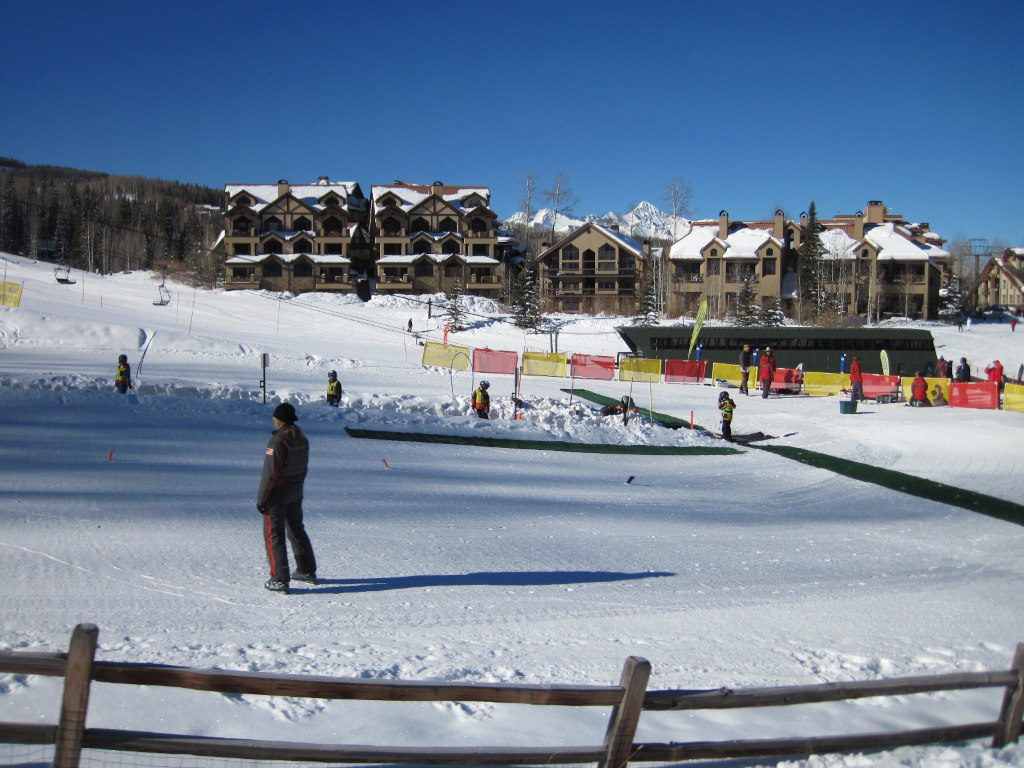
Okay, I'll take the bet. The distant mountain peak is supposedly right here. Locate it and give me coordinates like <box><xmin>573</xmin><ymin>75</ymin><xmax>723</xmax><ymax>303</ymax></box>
<box><xmin>504</xmin><ymin>201</ymin><xmax>689</xmax><ymax>241</ymax></box>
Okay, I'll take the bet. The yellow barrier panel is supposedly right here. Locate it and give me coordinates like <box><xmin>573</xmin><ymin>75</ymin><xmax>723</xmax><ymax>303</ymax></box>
<box><xmin>803</xmin><ymin>372</ymin><xmax>849</xmax><ymax>397</ymax></box>
<box><xmin>900</xmin><ymin>376</ymin><xmax>949</xmax><ymax>403</ymax></box>
<box><xmin>710</xmin><ymin>362</ymin><xmax>756</xmax><ymax>389</ymax></box>
<box><xmin>421</xmin><ymin>341</ymin><xmax>472</xmax><ymax>370</ymax></box>
<box><xmin>522</xmin><ymin>351</ymin><xmax>568</xmax><ymax>377</ymax></box>
<box><xmin>1</xmin><ymin>281</ymin><xmax>22</xmax><ymax>307</ymax></box>
<box><xmin>619</xmin><ymin>357</ymin><xmax>661</xmax><ymax>383</ymax></box>
<box><xmin>1003</xmin><ymin>383</ymin><xmax>1024</xmax><ymax>412</ymax></box>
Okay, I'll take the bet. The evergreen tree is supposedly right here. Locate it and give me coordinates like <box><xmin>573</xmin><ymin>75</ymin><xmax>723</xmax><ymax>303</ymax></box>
<box><xmin>733</xmin><ymin>273</ymin><xmax>761</xmax><ymax>326</ymax></box>
<box><xmin>510</xmin><ymin>267</ymin><xmax>541</xmax><ymax>330</ymax></box>
<box><xmin>938</xmin><ymin>273</ymin><xmax>965</xmax><ymax>323</ymax></box>
<box><xmin>797</xmin><ymin>201</ymin><xmax>824</xmax><ymax>320</ymax></box>
<box><xmin>632</xmin><ymin>261</ymin><xmax>660</xmax><ymax>325</ymax></box>
<box><xmin>758</xmin><ymin>296</ymin><xmax>786</xmax><ymax>327</ymax></box>
<box><xmin>445</xmin><ymin>280</ymin><xmax>465</xmax><ymax>331</ymax></box>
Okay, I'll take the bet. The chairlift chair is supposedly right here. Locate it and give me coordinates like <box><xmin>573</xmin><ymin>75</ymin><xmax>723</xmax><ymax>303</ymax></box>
<box><xmin>153</xmin><ymin>282</ymin><xmax>171</xmax><ymax>306</ymax></box>
<box><xmin>54</xmin><ymin>263</ymin><xmax>76</xmax><ymax>284</ymax></box>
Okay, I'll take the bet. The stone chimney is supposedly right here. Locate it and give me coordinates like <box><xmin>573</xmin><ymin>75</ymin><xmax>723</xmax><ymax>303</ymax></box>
<box><xmin>865</xmin><ymin>200</ymin><xmax>887</xmax><ymax>224</ymax></box>
<box><xmin>853</xmin><ymin>211</ymin><xmax>865</xmax><ymax>241</ymax></box>
<box><xmin>774</xmin><ymin>209</ymin><xmax>785</xmax><ymax>240</ymax></box>
<box><xmin>317</xmin><ymin>176</ymin><xmax>329</xmax><ymax>185</ymax></box>
<box><xmin>277</xmin><ymin>180</ymin><xmax>290</xmax><ymax>199</ymax></box>
<box><xmin>719</xmin><ymin>210</ymin><xmax>730</xmax><ymax>240</ymax></box>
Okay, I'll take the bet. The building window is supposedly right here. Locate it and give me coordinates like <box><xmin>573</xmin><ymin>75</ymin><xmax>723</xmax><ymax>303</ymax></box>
<box><xmin>706</xmin><ymin>258</ymin><xmax>721</xmax><ymax>275</ymax></box>
<box><xmin>414</xmin><ymin>262</ymin><xmax>434</xmax><ymax>277</ymax></box>
<box><xmin>445</xmin><ymin>263</ymin><xmax>462</xmax><ymax>277</ymax></box>
<box><xmin>411</xmin><ymin>217</ymin><xmax>429</xmax><ymax>233</ymax></box>
<box><xmin>265</xmin><ymin>217</ymin><xmax>282</xmax><ymax>232</ymax></box>
<box><xmin>236</xmin><ymin>196</ymin><xmax>252</xmax><ymax>207</ymax></box>
<box><xmin>382</xmin><ymin>217</ymin><xmax>402</xmax><ymax>236</ymax></box>
<box><xmin>709</xmin><ymin>248</ymin><xmax>718</xmax><ymax>258</ymax></box>
<box><xmin>439</xmin><ymin>217</ymin><xmax>457</xmax><ymax>232</ymax></box>
<box><xmin>382</xmin><ymin>243</ymin><xmax>402</xmax><ymax>256</ymax></box>
<box><xmin>294</xmin><ymin>216</ymin><xmax>312</xmax><ymax>231</ymax></box>
<box><xmin>441</xmin><ymin>240</ymin><xmax>460</xmax><ymax>255</ymax></box>
<box><xmin>561</xmin><ymin>244</ymin><xmax>580</xmax><ymax>270</ymax></box>
<box><xmin>766</xmin><ymin>248</ymin><xmax>774</xmax><ymax>256</ymax></box>
<box><xmin>598</xmin><ymin>244</ymin><xmax>616</xmax><ymax>271</ymax></box>
<box><xmin>763</xmin><ymin>258</ymin><xmax>777</xmax><ymax>276</ymax></box>
<box><xmin>232</xmin><ymin>243</ymin><xmax>251</xmax><ymax>255</ymax></box>
<box><xmin>563</xmin><ymin>300</ymin><xmax>580</xmax><ymax>311</ymax></box>
<box><xmin>324</xmin><ymin>243</ymin><xmax>344</xmax><ymax>255</ymax></box>
<box><xmin>597</xmin><ymin>281</ymin><xmax>616</xmax><ymax>291</ymax></box>
<box><xmin>263</xmin><ymin>239</ymin><xmax>282</xmax><ymax>254</ymax></box>
<box><xmin>293</xmin><ymin>262</ymin><xmax>313</xmax><ymax>278</ymax></box>
<box><xmin>472</xmin><ymin>243</ymin><xmax>489</xmax><ymax>256</ymax></box>
<box><xmin>263</xmin><ymin>261</ymin><xmax>282</xmax><ymax>277</ymax></box>
<box><xmin>470</xmin><ymin>217</ymin><xmax>487</xmax><ymax>234</ymax></box>
<box><xmin>413</xmin><ymin>239</ymin><xmax>432</xmax><ymax>254</ymax></box>
<box><xmin>292</xmin><ymin>238</ymin><xmax>312</xmax><ymax>254</ymax></box>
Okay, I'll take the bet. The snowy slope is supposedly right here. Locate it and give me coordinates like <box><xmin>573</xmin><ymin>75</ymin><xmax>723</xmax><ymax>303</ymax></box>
<box><xmin>2</xmin><ymin>255</ymin><xmax>1024</xmax><ymax>768</ymax></box>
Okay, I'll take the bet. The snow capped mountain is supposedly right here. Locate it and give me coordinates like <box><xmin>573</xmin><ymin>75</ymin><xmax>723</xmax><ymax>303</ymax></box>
<box><xmin>505</xmin><ymin>201</ymin><xmax>689</xmax><ymax>241</ymax></box>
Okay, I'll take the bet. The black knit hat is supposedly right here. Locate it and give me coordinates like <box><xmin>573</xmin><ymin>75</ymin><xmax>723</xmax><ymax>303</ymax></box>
<box><xmin>273</xmin><ymin>403</ymin><xmax>298</xmax><ymax>423</ymax></box>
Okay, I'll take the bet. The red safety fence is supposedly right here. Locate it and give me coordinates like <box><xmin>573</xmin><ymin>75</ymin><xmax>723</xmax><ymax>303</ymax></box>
<box><xmin>949</xmin><ymin>382</ymin><xmax>1000</xmax><ymax>409</ymax></box>
<box><xmin>473</xmin><ymin>348</ymin><xmax>519</xmax><ymax>375</ymax></box>
<box><xmin>664</xmin><ymin>359</ymin><xmax>707</xmax><ymax>383</ymax></box>
<box><xmin>767</xmin><ymin>368</ymin><xmax>803</xmax><ymax>393</ymax></box>
<box><xmin>862</xmin><ymin>373</ymin><xmax>901</xmax><ymax>400</ymax></box>
<box><xmin>569</xmin><ymin>353</ymin><xmax>616</xmax><ymax>380</ymax></box>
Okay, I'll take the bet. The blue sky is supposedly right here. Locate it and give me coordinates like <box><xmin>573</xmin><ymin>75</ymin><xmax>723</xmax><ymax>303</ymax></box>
<box><xmin>4</xmin><ymin>0</ymin><xmax>1022</xmax><ymax>245</ymax></box>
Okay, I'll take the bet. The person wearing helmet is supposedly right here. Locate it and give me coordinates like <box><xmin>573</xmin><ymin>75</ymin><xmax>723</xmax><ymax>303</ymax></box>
<box><xmin>718</xmin><ymin>390</ymin><xmax>737</xmax><ymax>441</ymax></box>
<box><xmin>473</xmin><ymin>380</ymin><xmax>491</xmax><ymax>419</ymax></box>
<box><xmin>115</xmin><ymin>353</ymin><xmax>132</xmax><ymax>394</ymax></box>
<box><xmin>326</xmin><ymin>370</ymin><xmax>342</xmax><ymax>407</ymax></box>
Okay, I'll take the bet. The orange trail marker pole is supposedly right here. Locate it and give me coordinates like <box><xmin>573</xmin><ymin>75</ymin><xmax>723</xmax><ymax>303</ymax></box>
<box><xmin>108</xmin><ymin>450</ymin><xmax>114</xmax><ymax>461</ymax></box>
<box><xmin>382</xmin><ymin>458</ymin><xmax>391</xmax><ymax>469</ymax></box>
<box><xmin>690</xmin><ymin>410</ymin><xmax>694</xmax><ymax>430</ymax></box>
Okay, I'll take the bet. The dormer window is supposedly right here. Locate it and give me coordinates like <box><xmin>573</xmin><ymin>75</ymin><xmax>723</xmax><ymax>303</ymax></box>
<box><xmin>294</xmin><ymin>216</ymin><xmax>311</xmax><ymax>231</ymax></box>
<box><xmin>236</xmin><ymin>196</ymin><xmax>252</xmax><ymax>207</ymax></box>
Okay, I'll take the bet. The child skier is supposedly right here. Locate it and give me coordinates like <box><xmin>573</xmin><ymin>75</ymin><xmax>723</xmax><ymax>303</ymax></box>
<box><xmin>115</xmin><ymin>354</ymin><xmax>133</xmax><ymax>394</ymax></box>
<box><xmin>718</xmin><ymin>390</ymin><xmax>737</xmax><ymax>441</ymax></box>
<box><xmin>326</xmin><ymin>370</ymin><xmax>342</xmax><ymax>406</ymax></box>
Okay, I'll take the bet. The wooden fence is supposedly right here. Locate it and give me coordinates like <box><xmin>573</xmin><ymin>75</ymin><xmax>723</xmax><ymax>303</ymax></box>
<box><xmin>0</xmin><ymin>624</ymin><xmax>1021</xmax><ymax>768</ymax></box>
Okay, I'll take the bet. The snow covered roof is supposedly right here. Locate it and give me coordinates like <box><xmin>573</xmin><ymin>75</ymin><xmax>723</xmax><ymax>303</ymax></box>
<box><xmin>669</xmin><ymin>224</ymin><xmax>779</xmax><ymax>260</ymax></box>
<box><xmin>376</xmin><ymin>253</ymin><xmax>498</xmax><ymax>266</ymax></box>
<box><xmin>820</xmin><ymin>228</ymin><xmax>859</xmax><ymax>260</ymax></box>
<box><xmin>865</xmin><ymin>223</ymin><xmax>939</xmax><ymax>261</ymax></box>
<box><xmin>371</xmin><ymin>183</ymin><xmax>491</xmax><ymax>216</ymax></box>
<box><xmin>225</xmin><ymin>253</ymin><xmax>350</xmax><ymax>265</ymax></box>
<box><xmin>590</xmin><ymin>223</ymin><xmax>648</xmax><ymax>257</ymax></box>
<box><xmin>721</xmin><ymin>227</ymin><xmax>782</xmax><ymax>259</ymax></box>
<box><xmin>225</xmin><ymin>181</ymin><xmax>365</xmax><ymax>213</ymax></box>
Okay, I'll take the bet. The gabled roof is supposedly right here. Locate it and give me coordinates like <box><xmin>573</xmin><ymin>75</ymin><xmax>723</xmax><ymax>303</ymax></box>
<box><xmin>669</xmin><ymin>224</ymin><xmax>780</xmax><ymax>260</ymax></box>
<box><xmin>865</xmin><ymin>223</ymin><xmax>944</xmax><ymax>261</ymax></box>
<box><xmin>225</xmin><ymin>253</ymin><xmax>351</xmax><ymax>265</ymax></box>
<box><xmin>536</xmin><ymin>222</ymin><xmax>648</xmax><ymax>260</ymax></box>
<box><xmin>225</xmin><ymin>181</ymin><xmax>365</xmax><ymax>214</ymax></box>
<box><xmin>376</xmin><ymin>253</ymin><xmax>498</xmax><ymax>265</ymax></box>
<box><xmin>371</xmin><ymin>183</ymin><xmax>492</xmax><ymax>217</ymax></box>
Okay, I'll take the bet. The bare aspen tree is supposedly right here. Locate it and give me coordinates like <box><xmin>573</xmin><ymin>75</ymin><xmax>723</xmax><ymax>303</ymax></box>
<box><xmin>662</xmin><ymin>176</ymin><xmax>694</xmax><ymax>241</ymax></box>
<box><xmin>541</xmin><ymin>173</ymin><xmax>579</xmax><ymax>242</ymax></box>
<box><xmin>520</xmin><ymin>172</ymin><xmax>538</xmax><ymax>228</ymax></box>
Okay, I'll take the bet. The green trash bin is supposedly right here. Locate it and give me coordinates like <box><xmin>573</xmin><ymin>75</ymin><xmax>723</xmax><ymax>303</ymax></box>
<box><xmin>839</xmin><ymin>400</ymin><xmax>858</xmax><ymax>414</ymax></box>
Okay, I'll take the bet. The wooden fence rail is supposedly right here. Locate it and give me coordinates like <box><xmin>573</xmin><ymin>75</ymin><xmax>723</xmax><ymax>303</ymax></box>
<box><xmin>0</xmin><ymin>624</ymin><xmax>1021</xmax><ymax>768</ymax></box>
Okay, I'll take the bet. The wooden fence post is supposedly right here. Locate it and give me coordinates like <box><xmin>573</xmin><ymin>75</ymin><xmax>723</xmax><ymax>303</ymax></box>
<box><xmin>993</xmin><ymin>642</ymin><xmax>1024</xmax><ymax>748</ymax></box>
<box><xmin>597</xmin><ymin>656</ymin><xmax>651</xmax><ymax>768</ymax></box>
<box><xmin>53</xmin><ymin>623</ymin><xmax>98</xmax><ymax>768</ymax></box>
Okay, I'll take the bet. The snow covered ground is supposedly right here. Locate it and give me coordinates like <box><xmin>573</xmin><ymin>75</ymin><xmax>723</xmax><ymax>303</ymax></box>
<box><xmin>2</xmin><ymin>255</ymin><xmax>1024</xmax><ymax>768</ymax></box>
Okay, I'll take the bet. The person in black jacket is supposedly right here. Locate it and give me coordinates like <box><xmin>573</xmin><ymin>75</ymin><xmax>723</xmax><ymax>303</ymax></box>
<box><xmin>257</xmin><ymin>402</ymin><xmax>317</xmax><ymax>593</ymax></box>
<box><xmin>738</xmin><ymin>344</ymin><xmax>751</xmax><ymax>395</ymax></box>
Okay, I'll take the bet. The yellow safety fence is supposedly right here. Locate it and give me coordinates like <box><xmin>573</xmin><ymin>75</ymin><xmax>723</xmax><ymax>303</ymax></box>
<box><xmin>803</xmin><ymin>372</ymin><xmax>849</xmax><ymax>396</ymax></box>
<box><xmin>522</xmin><ymin>351</ymin><xmax>568</xmax><ymax>377</ymax></box>
<box><xmin>1003</xmin><ymin>383</ymin><xmax>1024</xmax><ymax>412</ymax></box>
<box><xmin>1</xmin><ymin>281</ymin><xmax>22</xmax><ymax>307</ymax></box>
<box><xmin>421</xmin><ymin>341</ymin><xmax>472</xmax><ymax>370</ymax></box>
<box><xmin>711</xmin><ymin>362</ymin><xmax>757</xmax><ymax>389</ymax></box>
<box><xmin>619</xmin><ymin>357</ymin><xmax>661</xmax><ymax>383</ymax></box>
<box><xmin>900</xmin><ymin>377</ymin><xmax>950</xmax><ymax>402</ymax></box>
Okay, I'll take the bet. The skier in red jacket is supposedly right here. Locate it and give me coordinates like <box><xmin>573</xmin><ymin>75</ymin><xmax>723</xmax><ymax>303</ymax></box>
<box><xmin>849</xmin><ymin>356</ymin><xmax>864</xmax><ymax>402</ymax></box>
